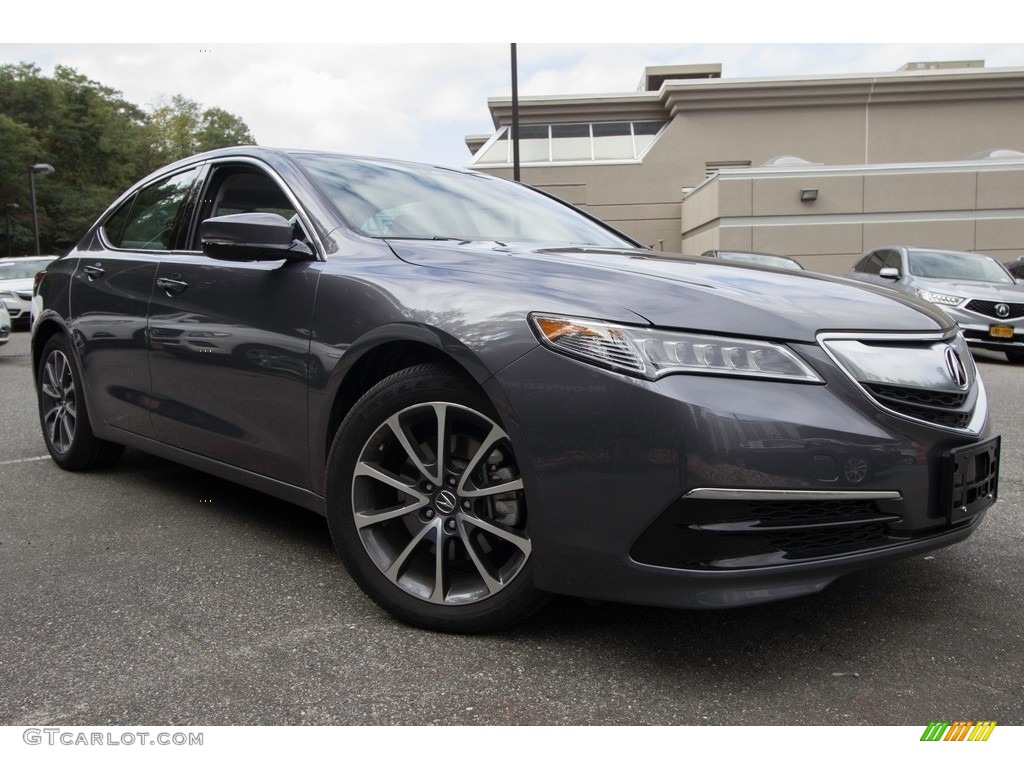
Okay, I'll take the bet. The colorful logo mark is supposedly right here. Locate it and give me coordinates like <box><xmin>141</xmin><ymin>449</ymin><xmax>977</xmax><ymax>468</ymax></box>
<box><xmin>920</xmin><ymin>721</ymin><xmax>997</xmax><ymax>742</ymax></box>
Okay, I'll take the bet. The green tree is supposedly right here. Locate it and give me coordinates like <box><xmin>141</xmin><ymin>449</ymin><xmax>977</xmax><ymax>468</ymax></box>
<box><xmin>148</xmin><ymin>95</ymin><xmax>255</xmax><ymax>165</ymax></box>
<box><xmin>0</xmin><ymin>62</ymin><xmax>256</xmax><ymax>255</ymax></box>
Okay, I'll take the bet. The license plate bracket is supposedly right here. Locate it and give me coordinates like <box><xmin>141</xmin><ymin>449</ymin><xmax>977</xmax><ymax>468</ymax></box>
<box><xmin>941</xmin><ymin>436</ymin><xmax>1000</xmax><ymax>524</ymax></box>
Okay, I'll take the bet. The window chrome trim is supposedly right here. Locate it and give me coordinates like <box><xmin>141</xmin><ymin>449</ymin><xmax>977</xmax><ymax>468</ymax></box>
<box><xmin>95</xmin><ymin>163</ymin><xmax>205</xmax><ymax>253</ymax></box>
<box><xmin>683</xmin><ymin>488</ymin><xmax>903</xmax><ymax>501</ymax></box>
<box><xmin>93</xmin><ymin>157</ymin><xmax>326</xmax><ymax>261</ymax></box>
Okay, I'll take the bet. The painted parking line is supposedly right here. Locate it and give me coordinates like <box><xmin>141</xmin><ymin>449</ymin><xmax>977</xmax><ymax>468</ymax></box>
<box><xmin>0</xmin><ymin>455</ymin><xmax>51</xmax><ymax>466</ymax></box>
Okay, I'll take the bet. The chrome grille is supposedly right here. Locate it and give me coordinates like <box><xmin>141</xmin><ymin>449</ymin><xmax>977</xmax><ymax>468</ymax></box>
<box><xmin>965</xmin><ymin>299</ymin><xmax>1024</xmax><ymax>320</ymax></box>
<box><xmin>820</xmin><ymin>332</ymin><xmax>981</xmax><ymax>433</ymax></box>
<box><xmin>866</xmin><ymin>384</ymin><xmax>967</xmax><ymax>409</ymax></box>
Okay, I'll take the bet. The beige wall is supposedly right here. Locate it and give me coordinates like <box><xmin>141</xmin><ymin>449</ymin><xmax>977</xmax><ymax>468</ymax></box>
<box><xmin>473</xmin><ymin>65</ymin><xmax>1024</xmax><ymax>259</ymax></box>
<box><xmin>681</xmin><ymin>162</ymin><xmax>1024</xmax><ymax>274</ymax></box>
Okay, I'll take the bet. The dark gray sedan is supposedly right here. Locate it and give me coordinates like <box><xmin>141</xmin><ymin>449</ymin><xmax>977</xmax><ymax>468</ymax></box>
<box><xmin>846</xmin><ymin>246</ymin><xmax>1024</xmax><ymax>364</ymax></box>
<box><xmin>32</xmin><ymin>148</ymin><xmax>999</xmax><ymax>632</ymax></box>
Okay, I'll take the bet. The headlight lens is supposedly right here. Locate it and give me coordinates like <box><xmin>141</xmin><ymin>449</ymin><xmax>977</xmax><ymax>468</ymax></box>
<box><xmin>530</xmin><ymin>314</ymin><xmax>822</xmax><ymax>383</ymax></box>
<box><xmin>916</xmin><ymin>288</ymin><xmax>963</xmax><ymax>306</ymax></box>
<box><xmin>0</xmin><ymin>290</ymin><xmax>16</xmax><ymax>300</ymax></box>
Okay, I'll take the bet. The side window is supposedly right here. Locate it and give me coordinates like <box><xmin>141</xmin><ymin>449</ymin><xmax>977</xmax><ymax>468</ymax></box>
<box><xmin>107</xmin><ymin>167</ymin><xmax>200</xmax><ymax>251</ymax></box>
<box><xmin>193</xmin><ymin>165</ymin><xmax>308</xmax><ymax>246</ymax></box>
<box><xmin>881</xmin><ymin>250</ymin><xmax>902</xmax><ymax>272</ymax></box>
<box><xmin>101</xmin><ymin>197</ymin><xmax>134</xmax><ymax>248</ymax></box>
<box><xmin>856</xmin><ymin>252</ymin><xmax>883</xmax><ymax>275</ymax></box>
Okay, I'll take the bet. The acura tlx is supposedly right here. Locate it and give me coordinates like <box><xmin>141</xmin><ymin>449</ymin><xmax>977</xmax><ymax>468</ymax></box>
<box><xmin>31</xmin><ymin>147</ymin><xmax>999</xmax><ymax>632</ymax></box>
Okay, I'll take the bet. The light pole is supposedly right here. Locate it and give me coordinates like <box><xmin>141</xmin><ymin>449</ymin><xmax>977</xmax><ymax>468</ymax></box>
<box><xmin>29</xmin><ymin>163</ymin><xmax>55</xmax><ymax>256</ymax></box>
<box><xmin>4</xmin><ymin>203</ymin><xmax>18</xmax><ymax>258</ymax></box>
<box><xmin>510</xmin><ymin>43</ymin><xmax>520</xmax><ymax>182</ymax></box>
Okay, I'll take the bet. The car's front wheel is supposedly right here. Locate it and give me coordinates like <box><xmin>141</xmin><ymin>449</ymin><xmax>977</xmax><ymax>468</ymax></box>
<box><xmin>37</xmin><ymin>334</ymin><xmax>124</xmax><ymax>470</ymax></box>
<box><xmin>326</xmin><ymin>364</ymin><xmax>548</xmax><ymax>632</ymax></box>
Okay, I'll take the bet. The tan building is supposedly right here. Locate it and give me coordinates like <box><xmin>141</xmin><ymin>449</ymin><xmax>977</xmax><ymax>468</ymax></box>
<box><xmin>466</xmin><ymin>61</ymin><xmax>1024</xmax><ymax>274</ymax></box>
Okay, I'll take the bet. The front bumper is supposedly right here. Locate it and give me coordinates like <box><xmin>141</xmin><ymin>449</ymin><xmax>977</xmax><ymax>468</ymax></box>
<box><xmin>491</xmin><ymin>342</ymin><xmax>997</xmax><ymax>608</ymax></box>
<box><xmin>946</xmin><ymin>306</ymin><xmax>1024</xmax><ymax>353</ymax></box>
<box><xmin>0</xmin><ymin>295</ymin><xmax>30</xmax><ymax>324</ymax></box>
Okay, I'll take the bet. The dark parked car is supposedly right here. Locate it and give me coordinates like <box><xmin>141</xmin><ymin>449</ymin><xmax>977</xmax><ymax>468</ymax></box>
<box><xmin>846</xmin><ymin>246</ymin><xmax>1024</xmax><ymax>363</ymax></box>
<box><xmin>32</xmin><ymin>148</ymin><xmax>999</xmax><ymax>632</ymax></box>
<box><xmin>701</xmin><ymin>249</ymin><xmax>805</xmax><ymax>271</ymax></box>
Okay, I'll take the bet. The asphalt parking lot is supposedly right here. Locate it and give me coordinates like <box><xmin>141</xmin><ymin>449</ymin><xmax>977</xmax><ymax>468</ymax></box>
<box><xmin>1</xmin><ymin>329</ymin><xmax>1021</xmax><ymax>726</ymax></box>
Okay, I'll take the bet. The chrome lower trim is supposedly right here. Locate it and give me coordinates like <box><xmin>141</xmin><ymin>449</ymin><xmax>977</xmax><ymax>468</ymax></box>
<box><xmin>683</xmin><ymin>488</ymin><xmax>903</xmax><ymax>501</ymax></box>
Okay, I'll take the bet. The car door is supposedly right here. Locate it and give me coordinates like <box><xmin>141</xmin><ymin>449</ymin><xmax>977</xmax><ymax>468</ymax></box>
<box><xmin>146</xmin><ymin>160</ymin><xmax>322</xmax><ymax>488</ymax></box>
<box><xmin>69</xmin><ymin>165</ymin><xmax>201</xmax><ymax>437</ymax></box>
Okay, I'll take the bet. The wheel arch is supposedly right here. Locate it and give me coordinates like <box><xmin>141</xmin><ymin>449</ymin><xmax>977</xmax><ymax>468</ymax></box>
<box><xmin>314</xmin><ymin>326</ymin><xmax>510</xmax><ymax>492</ymax></box>
<box><xmin>31</xmin><ymin>315</ymin><xmax>71</xmax><ymax>385</ymax></box>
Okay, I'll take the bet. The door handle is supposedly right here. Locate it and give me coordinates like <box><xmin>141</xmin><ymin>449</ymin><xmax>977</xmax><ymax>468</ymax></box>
<box><xmin>156</xmin><ymin>276</ymin><xmax>188</xmax><ymax>296</ymax></box>
<box><xmin>82</xmin><ymin>263</ymin><xmax>104</xmax><ymax>280</ymax></box>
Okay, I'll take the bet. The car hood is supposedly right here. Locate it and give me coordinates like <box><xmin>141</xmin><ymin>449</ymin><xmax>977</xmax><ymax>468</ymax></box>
<box><xmin>388</xmin><ymin>241</ymin><xmax>951</xmax><ymax>342</ymax></box>
<box><xmin>0</xmin><ymin>278</ymin><xmax>34</xmax><ymax>291</ymax></box>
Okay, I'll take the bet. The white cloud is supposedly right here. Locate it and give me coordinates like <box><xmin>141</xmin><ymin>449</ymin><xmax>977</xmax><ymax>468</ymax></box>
<box><xmin>2</xmin><ymin>42</ymin><xmax>1023</xmax><ymax>169</ymax></box>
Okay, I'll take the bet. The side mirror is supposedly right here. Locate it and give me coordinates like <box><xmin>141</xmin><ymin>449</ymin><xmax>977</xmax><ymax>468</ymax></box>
<box><xmin>879</xmin><ymin>267</ymin><xmax>900</xmax><ymax>280</ymax></box>
<box><xmin>200</xmin><ymin>212</ymin><xmax>314</xmax><ymax>262</ymax></box>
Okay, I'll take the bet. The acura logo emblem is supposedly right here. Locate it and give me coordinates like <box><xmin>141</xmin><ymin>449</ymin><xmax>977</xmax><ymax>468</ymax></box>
<box><xmin>435</xmin><ymin>490</ymin><xmax>458</xmax><ymax>515</ymax></box>
<box><xmin>944</xmin><ymin>346</ymin><xmax>969</xmax><ymax>390</ymax></box>
<box><xmin>995</xmin><ymin>303</ymin><xmax>1010</xmax><ymax>319</ymax></box>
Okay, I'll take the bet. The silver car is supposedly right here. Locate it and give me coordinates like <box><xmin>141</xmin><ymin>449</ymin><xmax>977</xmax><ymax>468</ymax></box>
<box><xmin>847</xmin><ymin>246</ymin><xmax>1024</xmax><ymax>363</ymax></box>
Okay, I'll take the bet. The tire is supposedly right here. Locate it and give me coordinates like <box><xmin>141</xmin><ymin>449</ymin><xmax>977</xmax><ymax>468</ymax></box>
<box><xmin>37</xmin><ymin>334</ymin><xmax>124</xmax><ymax>470</ymax></box>
<box><xmin>325</xmin><ymin>364</ymin><xmax>549</xmax><ymax>633</ymax></box>
<box><xmin>1005</xmin><ymin>351</ymin><xmax>1024</xmax><ymax>365</ymax></box>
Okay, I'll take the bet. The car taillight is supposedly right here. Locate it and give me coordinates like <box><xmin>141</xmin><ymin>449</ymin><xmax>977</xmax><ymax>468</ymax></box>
<box><xmin>33</xmin><ymin>271</ymin><xmax>45</xmax><ymax>296</ymax></box>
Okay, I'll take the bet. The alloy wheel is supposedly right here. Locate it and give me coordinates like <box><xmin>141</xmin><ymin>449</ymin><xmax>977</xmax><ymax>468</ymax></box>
<box><xmin>40</xmin><ymin>349</ymin><xmax>78</xmax><ymax>454</ymax></box>
<box><xmin>351</xmin><ymin>401</ymin><xmax>531</xmax><ymax>606</ymax></box>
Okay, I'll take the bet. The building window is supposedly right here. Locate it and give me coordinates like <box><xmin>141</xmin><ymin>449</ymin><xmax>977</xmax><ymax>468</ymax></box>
<box><xmin>519</xmin><ymin>125</ymin><xmax>550</xmax><ymax>163</ymax></box>
<box><xmin>551</xmin><ymin>123</ymin><xmax>591</xmax><ymax>161</ymax></box>
<box><xmin>471</xmin><ymin>121</ymin><xmax>666</xmax><ymax>166</ymax></box>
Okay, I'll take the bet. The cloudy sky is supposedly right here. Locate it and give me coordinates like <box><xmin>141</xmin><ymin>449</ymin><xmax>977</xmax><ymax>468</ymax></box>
<box><xmin>4</xmin><ymin>5</ymin><xmax>1021</xmax><ymax>168</ymax></box>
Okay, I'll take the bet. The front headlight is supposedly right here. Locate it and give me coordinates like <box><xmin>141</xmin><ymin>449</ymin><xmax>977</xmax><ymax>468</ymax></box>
<box><xmin>916</xmin><ymin>288</ymin><xmax>963</xmax><ymax>307</ymax></box>
<box><xmin>0</xmin><ymin>290</ymin><xmax>16</xmax><ymax>300</ymax></box>
<box><xmin>529</xmin><ymin>314</ymin><xmax>823</xmax><ymax>383</ymax></box>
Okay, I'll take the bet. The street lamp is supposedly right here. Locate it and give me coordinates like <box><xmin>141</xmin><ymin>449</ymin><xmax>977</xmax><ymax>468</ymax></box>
<box><xmin>4</xmin><ymin>203</ymin><xmax>18</xmax><ymax>258</ymax></box>
<box><xmin>29</xmin><ymin>163</ymin><xmax>55</xmax><ymax>256</ymax></box>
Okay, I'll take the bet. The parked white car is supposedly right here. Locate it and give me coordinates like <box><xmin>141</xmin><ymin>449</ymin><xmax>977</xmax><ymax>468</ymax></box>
<box><xmin>0</xmin><ymin>257</ymin><xmax>58</xmax><ymax>328</ymax></box>
<box><xmin>0</xmin><ymin>299</ymin><xmax>10</xmax><ymax>345</ymax></box>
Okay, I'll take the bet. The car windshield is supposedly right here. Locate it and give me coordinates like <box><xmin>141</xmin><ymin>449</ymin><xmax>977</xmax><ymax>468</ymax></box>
<box><xmin>292</xmin><ymin>153</ymin><xmax>635</xmax><ymax>248</ymax></box>
<box><xmin>908</xmin><ymin>250</ymin><xmax>1013</xmax><ymax>284</ymax></box>
<box><xmin>0</xmin><ymin>258</ymin><xmax>54</xmax><ymax>280</ymax></box>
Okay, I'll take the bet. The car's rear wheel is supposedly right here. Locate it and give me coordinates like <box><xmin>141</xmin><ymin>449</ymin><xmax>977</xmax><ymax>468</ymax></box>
<box><xmin>326</xmin><ymin>364</ymin><xmax>548</xmax><ymax>633</ymax></box>
<box><xmin>37</xmin><ymin>334</ymin><xmax>124</xmax><ymax>470</ymax></box>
